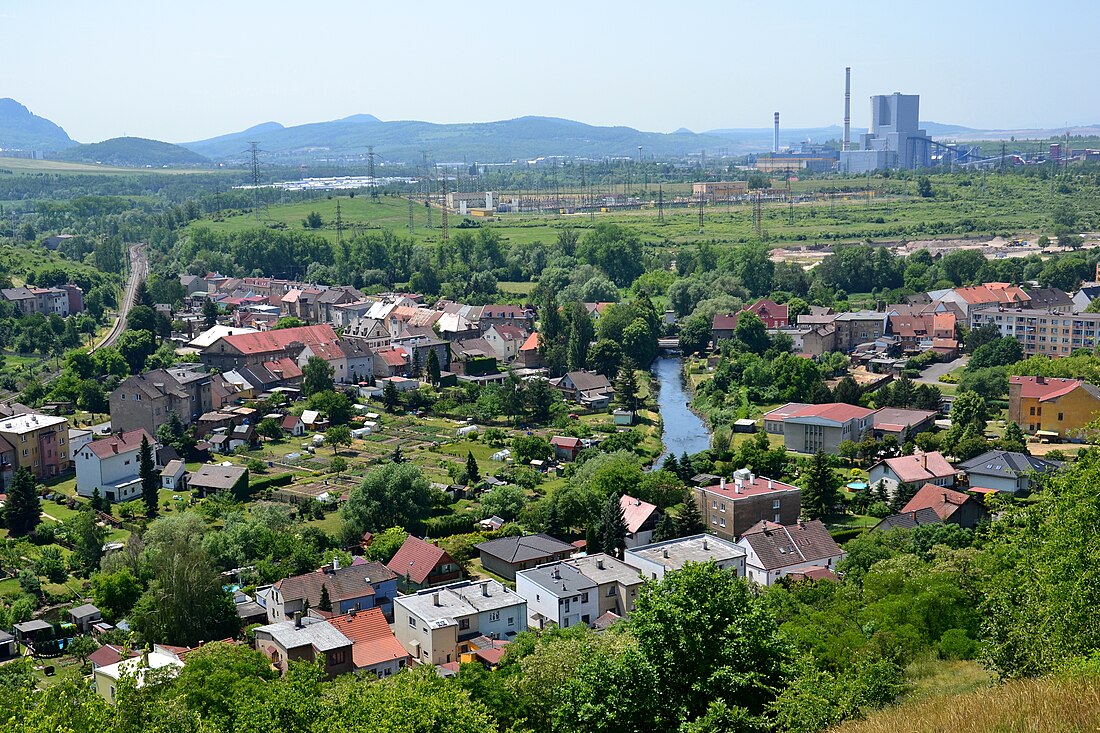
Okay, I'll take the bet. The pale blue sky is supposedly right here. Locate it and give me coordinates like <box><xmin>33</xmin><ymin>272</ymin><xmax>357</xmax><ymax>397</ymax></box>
<box><xmin>1</xmin><ymin>0</ymin><xmax>1096</xmax><ymax>143</ymax></box>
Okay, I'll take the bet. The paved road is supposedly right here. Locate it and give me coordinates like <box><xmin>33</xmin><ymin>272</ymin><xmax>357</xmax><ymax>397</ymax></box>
<box><xmin>92</xmin><ymin>243</ymin><xmax>147</xmax><ymax>353</ymax></box>
<box><xmin>914</xmin><ymin>355</ymin><xmax>968</xmax><ymax>385</ymax></box>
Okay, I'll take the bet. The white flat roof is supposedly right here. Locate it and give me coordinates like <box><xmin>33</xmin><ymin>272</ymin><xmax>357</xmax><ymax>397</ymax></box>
<box><xmin>0</xmin><ymin>413</ymin><xmax>67</xmax><ymax>434</ymax></box>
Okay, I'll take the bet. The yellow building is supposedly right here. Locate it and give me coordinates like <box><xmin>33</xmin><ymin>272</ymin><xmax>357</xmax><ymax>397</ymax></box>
<box><xmin>692</xmin><ymin>181</ymin><xmax>749</xmax><ymax>200</ymax></box>
<box><xmin>0</xmin><ymin>413</ymin><xmax>71</xmax><ymax>479</ymax></box>
<box><xmin>1008</xmin><ymin>375</ymin><xmax>1100</xmax><ymax>439</ymax></box>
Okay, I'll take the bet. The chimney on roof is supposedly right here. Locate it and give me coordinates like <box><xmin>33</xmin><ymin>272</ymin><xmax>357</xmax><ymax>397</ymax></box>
<box><xmin>720</xmin><ymin>477</ymin><xmax>726</xmax><ymax>490</ymax></box>
<box><xmin>294</xmin><ymin>611</ymin><xmax>302</xmax><ymax>629</ymax></box>
<box><xmin>332</xmin><ymin>557</ymin><xmax>340</xmax><ymax>572</ymax></box>
<box><xmin>1036</xmin><ymin>375</ymin><xmax>1045</xmax><ymax>385</ymax></box>
<box><xmin>662</xmin><ymin>547</ymin><xmax>669</xmax><ymax>558</ymax></box>
<box><xmin>702</xmin><ymin>538</ymin><xmax>709</xmax><ymax>550</ymax></box>
<box><xmin>432</xmin><ymin>592</ymin><xmax>440</xmax><ymax>606</ymax></box>
<box><xmin>596</xmin><ymin>558</ymin><xmax>605</xmax><ymax>570</ymax></box>
<box><xmin>768</xmin><ymin>479</ymin><xmax>774</xmax><ymax>490</ymax></box>
<box><xmin>481</xmin><ymin>581</ymin><xmax>490</xmax><ymax>597</ymax></box>
<box><xmin>112</xmin><ymin>443</ymin><xmax>118</xmax><ymax>454</ymax></box>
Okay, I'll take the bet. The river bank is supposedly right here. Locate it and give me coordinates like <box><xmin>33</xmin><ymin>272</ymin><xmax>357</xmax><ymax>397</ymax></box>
<box><xmin>651</xmin><ymin>355</ymin><xmax>713</xmax><ymax>466</ymax></box>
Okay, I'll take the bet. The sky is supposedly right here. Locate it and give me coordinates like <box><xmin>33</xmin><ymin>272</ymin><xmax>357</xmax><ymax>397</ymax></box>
<box><xmin>1</xmin><ymin>0</ymin><xmax>1097</xmax><ymax>143</ymax></box>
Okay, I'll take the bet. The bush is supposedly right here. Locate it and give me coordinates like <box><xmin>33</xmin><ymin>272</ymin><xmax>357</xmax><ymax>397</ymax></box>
<box><xmin>249</xmin><ymin>473</ymin><xmax>293</xmax><ymax>494</ymax></box>
<box><xmin>938</xmin><ymin>628</ymin><xmax>978</xmax><ymax>660</ymax></box>
<box><xmin>423</xmin><ymin>514</ymin><xmax>476</xmax><ymax>538</ymax></box>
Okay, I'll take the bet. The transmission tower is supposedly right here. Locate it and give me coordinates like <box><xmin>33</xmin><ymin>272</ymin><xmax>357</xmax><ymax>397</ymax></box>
<box><xmin>335</xmin><ymin>200</ymin><xmax>344</xmax><ymax>244</ymax></box>
<box><xmin>438</xmin><ymin>166</ymin><xmax>449</xmax><ymax>242</ymax></box>
<box><xmin>422</xmin><ymin>152</ymin><xmax>433</xmax><ymax>228</ymax></box>
<box><xmin>407</xmin><ymin>197</ymin><xmax>415</xmax><ymax>234</ymax></box>
<box><xmin>786</xmin><ymin>168</ymin><xmax>794</xmax><ymax>225</ymax></box>
<box><xmin>754</xmin><ymin>191</ymin><xmax>763</xmax><ymax>237</ymax></box>
<box><xmin>698</xmin><ymin>194</ymin><xmax>704</xmax><ymax>234</ymax></box>
<box><xmin>367</xmin><ymin>145</ymin><xmax>378</xmax><ymax>200</ymax></box>
<box><xmin>248</xmin><ymin>141</ymin><xmax>263</xmax><ymax>216</ymax></box>
<box><xmin>658</xmin><ymin>185</ymin><xmax>665</xmax><ymax>223</ymax></box>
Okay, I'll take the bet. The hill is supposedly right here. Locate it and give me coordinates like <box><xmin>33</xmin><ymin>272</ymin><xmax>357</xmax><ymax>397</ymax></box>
<box><xmin>56</xmin><ymin>137</ymin><xmax>209</xmax><ymax>167</ymax></box>
<box><xmin>182</xmin><ymin>114</ymin><xmax>734</xmax><ymax>164</ymax></box>
<box><xmin>0</xmin><ymin>98</ymin><xmax>74</xmax><ymax>152</ymax></box>
<box><xmin>835</xmin><ymin>675</ymin><xmax>1100</xmax><ymax>733</ymax></box>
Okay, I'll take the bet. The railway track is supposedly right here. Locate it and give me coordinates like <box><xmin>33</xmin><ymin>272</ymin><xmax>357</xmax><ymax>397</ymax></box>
<box><xmin>91</xmin><ymin>243</ymin><xmax>147</xmax><ymax>353</ymax></box>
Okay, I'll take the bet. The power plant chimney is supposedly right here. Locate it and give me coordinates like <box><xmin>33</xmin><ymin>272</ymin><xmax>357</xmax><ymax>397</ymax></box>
<box><xmin>843</xmin><ymin>67</ymin><xmax>851</xmax><ymax>152</ymax></box>
<box><xmin>773</xmin><ymin>112</ymin><xmax>780</xmax><ymax>153</ymax></box>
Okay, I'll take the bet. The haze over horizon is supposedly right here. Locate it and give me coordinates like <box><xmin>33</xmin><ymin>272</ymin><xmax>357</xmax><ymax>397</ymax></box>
<box><xmin>1</xmin><ymin>0</ymin><xmax>1096</xmax><ymax>144</ymax></box>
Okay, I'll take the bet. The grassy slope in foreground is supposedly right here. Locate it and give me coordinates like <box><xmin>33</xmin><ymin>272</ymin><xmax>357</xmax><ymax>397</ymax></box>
<box><xmin>834</xmin><ymin>675</ymin><xmax>1100</xmax><ymax>733</ymax></box>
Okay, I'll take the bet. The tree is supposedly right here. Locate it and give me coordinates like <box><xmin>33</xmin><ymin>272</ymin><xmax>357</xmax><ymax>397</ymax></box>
<box><xmin>615</xmin><ymin>359</ymin><xmax>640</xmax><ymax>414</ymax></box>
<box><xmin>324</xmin><ymin>425</ymin><xmax>353</xmax><ymax>456</ymax></box>
<box><xmin>679</xmin><ymin>315</ymin><xmax>711</xmax><ymax>356</ymax></box>
<box><xmin>117</xmin><ymin>329</ymin><xmax>156</xmax><ymax>374</ymax></box>
<box><xmin>4</xmin><ymin>468</ymin><xmax>40</xmax><ymax>536</ymax></box>
<box><xmin>525</xmin><ymin>377</ymin><xmax>554</xmax><ymax>423</ymax></box>
<box><xmin>587</xmin><ymin>338</ymin><xmax>623</xmax><ymax>377</ymax></box>
<box><xmin>307</xmin><ymin>390</ymin><xmax>352</xmax><ymax>425</ymax></box>
<box><xmin>969</xmin><ymin>337</ymin><xmax>1023</xmax><ymax>370</ymax></box>
<box><xmin>1001</xmin><ymin>421</ymin><xmax>1028</xmax><ymax>453</ymax></box>
<box><xmin>341</xmin><ymin>463</ymin><xmax>434</xmax><ymax>535</ymax></box>
<box><xmin>630</xmin><ymin>562</ymin><xmax>791</xmax><ymax>727</ymax></box>
<box><xmin>139</xmin><ymin>435</ymin><xmax>158</xmax><ymax>518</ymax></box>
<box><xmin>801</xmin><ymin>450</ymin><xmax>841</xmax><ymax>519</ymax></box>
<box><xmin>90</xmin><ymin>487</ymin><xmax>106</xmax><ymax>513</ymax></box>
<box><xmin>427</xmin><ymin>349</ymin><xmax>441</xmax><ymax>386</ymax></box>
<box><xmin>382</xmin><ymin>380</ymin><xmax>400</xmax><ymax>413</ymax></box>
<box><xmin>950</xmin><ymin>391</ymin><xmax>990</xmax><ymax>434</ymax></box>
<box><xmin>916</xmin><ymin>176</ymin><xmax>933</xmax><ymax>198</ymax></box>
<box><xmin>832</xmin><ymin>376</ymin><xmax>863</xmax><ymax>406</ymax></box>
<box><xmin>202</xmin><ymin>299</ymin><xmax>219</xmax><ymax>328</ymax></box>
<box><xmin>599</xmin><ymin>493</ymin><xmax>627</xmax><ymax>559</ymax></box>
<box><xmin>512</xmin><ymin>435</ymin><xmax>553</xmax><ymax>464</ymax></box>
<box><xmin>676</xmin><ymin>496</ymin><xmax>705</xmax><ymax>537</ymax></box>
<box><xmin>331</xmin><ymin>456</ymin><xmax>348</xmax><ymax>475</ymax></box>
<box><xmin>257</xmin><ymin>417</ymin><xmax>283</xmax><ymax>443</ymax></box>
<box><xmin>652</xmin><ymin>512</ymin><xmax>677</xmax><ymax>542</ymax></box>
<box><xmin>479</xmin><ymin>484</ymin><xmax>526</xmax><ymax>521</ymax></box>
<box><xmin>127</xmin><ymin>304</ymin><xmax>158</xmax><ymax>335</ymax></box>
<box><xmin>303</xmin><ymin>211</ymin><xmax>323</xmax><ymax>229</ymax></box>
<box><xmin>273</xmin><ymin>316</ymin><xmax>306</xmax><ymax>329</ymax></box>
<box><xmin>90</xmin><ymin>568</ymin><xmax>142</xmax><ymax>619</ymax></box>
<box><xmin>36</xmin><ymin>546</ymin><xmax>67</xmax><ymax>583</ymax></box>
<box><xmin>302</xmin><ymin>356</ymin><xmax>335</xmax><ymax>397</ymax></box>
<box><xmin>319</xmin><ymin>584</ymin><xmax>332</xmax><ymax>612</ymax></box>
<box><xmin>67</xmin><ymin>510</ymin><xmax>107</xmax><ymax>575</ymax></box>
<box><xmin>68</xmin><ymin>634</ymin><xmax>99</xmax><ymax>668</ymax></box>
<box><xmin>465</xmin><ymin>451</ymin><xmax>481</xmax><ymax>485</ymax></box>
<box><xmin>733</xmin><ymin>310</ymin><xmax>771</xmax><ymax>355</ymax></box>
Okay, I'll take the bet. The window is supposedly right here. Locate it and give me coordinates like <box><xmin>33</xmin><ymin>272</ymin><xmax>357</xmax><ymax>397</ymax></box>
<box><xmin>719</xmin><ymin>518</ymin><xmax>726</xmax><ymax>528</ymax></box>
<box><xmin>21</xmin><ymin>449</ymin><xmax>27</xmax><ymax>457</ymax></box>
<box><xmin>774</xmin><ymin>513</ymin><xmax>781</xmax><ymax>523</ymax></box>
<box><xmin>1059</xmin><ymin>412</ymin><xmax>1064</xmax><ymax>421</ymax></box>
<box><xmin>711</xmin><ymin>500</ymin><xmax>717</xmax><ymax>509</ymax></box>
<box><xmin>711</xmin><ymin>514</ymin><xmax>717</xmax><ymax>525</ymax></box>
<box><xmin>719</xmin><ymin>502</ymin><xmax>726</xmax><ymax>512</ymax></box>
<box><xmin>581</xmin><ymin>592</ymin><xmax>589</xmax><ymax>603</ymax></box>
<box><xmin>408</xmin><ymin>616</ymin><xmax>416</xmax><ymax>627</ymax></box>
<box><xmin>59</xmin><ymin>437</ymin><xmax>64</xmax><ymax>445</ymax></box>
<box><xmin>488</xmin><ymin>610</ymin><xmax>500</xmax><ymax>622</ymax></box>
<box><xmin>330</xmin><ymin>649</ymin><xmax>346</xmax><ymax>665</ymax></box>
<box><xmin>607</xmin><ymin>586</ymin><xmax>616</xmax><ymax>597</ymax></box>
<box><xmin>772</xmin><ymin>499</ymin><xmax>781</xmax><ymax>509</ymax></box>
<box><xmin>507</xmin><ymin>616</ymin><xmax>514</xmax><ymax>626</ymax></box>
<box><xmin>459</xmin><ymin>618</ymin><xmax>470</xmax><ymax>630</ymax></box>
<box><xmin>1029</xmin><ymin>406</ymin><xmax>1036</xmax><ymax>416</ymax></box>
<box><xmin>20</xmin><ymin>435</ymin><xmax>25</xmax><ymax>443</ymax></box>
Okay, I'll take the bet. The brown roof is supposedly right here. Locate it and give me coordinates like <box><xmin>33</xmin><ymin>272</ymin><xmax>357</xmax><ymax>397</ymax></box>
<box><xmin>375</xmin><ymin>347</ymin><xmax>409</xmax><ymax>368</ymax></box>
<box><xmin>876</xmin><ymin>452</ymin><xmax>955</xmax><ymax>484</ymax></box>
<box><xmin>213</xmin><ymin>325</ymin><xmax>337</xmax><ymax>355</ymax></box>
<box><xmin>619</xmin><ymin>494</ymin><xmax>657</xmax><ymax>534</ymax></box>
<box><xmin>1010</xmin><ymin>376</ymin><xmax>1092</xmax><ymax>402</ymax></box>
<box><xmin>549</xmin><ymin>436</ymin><xmax>581</xmax><ymax>450</ymax></box>
<box><xmin>386</xmin><ymin>536</ymin><xmax>454</xmax><ymax>585</ymax></box>
<box><xmin>325</xmin><ymin>607</ymin><xmax>409</xmax><ymax>669</ymax></box>
<box><xmin>901</xmin><ymin>483</ymin><xmax>978</xmax><ymax>522</ymax></box>
<box><xmin>740</xmin><ymin>519</ymin><xmax>843</xmax><ymax>571</ymax></box>
<box><xmin>275</xmin><ymin>563</ymin><xmax>396</xmax><ymax>606</ymax></box>
<box><xmin>82</xmin><ymin>429</ymin><xmax>153</xmax><ymax>459</ymax></box>
<box><xmin>712</xmin><ymin>313</ymin><xmax>739</xmax><ymax>330</ymax></box>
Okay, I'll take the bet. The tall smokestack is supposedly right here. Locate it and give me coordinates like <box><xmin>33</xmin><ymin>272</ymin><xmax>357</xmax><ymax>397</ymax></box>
<box><xmin>773</xmin><ymin>112</ymin><xmax>780</xmax><ymax>153</ymax></box>
<box><xmin>843</xmin><ymin>67</ymin><xmax>851</xmax><ymax>152</ymax></box>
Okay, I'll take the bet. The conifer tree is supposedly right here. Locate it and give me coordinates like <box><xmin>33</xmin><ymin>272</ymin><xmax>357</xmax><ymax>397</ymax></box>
<box><xmin>4</xmin><ymin>467</ymin><xmax>40</xmax><ymax>536</ymax></box>
<box><xmin>139</xmin><ymin>435</ymin><xmax>158</xmax><ymax>518</ymax></box>
<box><xmin>600</xmin><ymin>493</ymin><xmax>628</xmax><ymax>559</ymax></box>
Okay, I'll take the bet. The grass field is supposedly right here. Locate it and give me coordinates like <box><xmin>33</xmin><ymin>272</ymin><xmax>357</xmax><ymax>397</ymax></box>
<box><xmin>0</xmin><ymin>156</ymin><xmax>214</xmax><ymax>176</ymax></box>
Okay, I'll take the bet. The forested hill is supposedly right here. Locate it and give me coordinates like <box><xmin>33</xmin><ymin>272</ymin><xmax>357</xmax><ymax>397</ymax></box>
<box><xmin>0</xmin><ymin>98</ymin><xmax>74</xmax><ymax>152</ymax></box>
<box><xmin>55</xmin><ymin>137</ymin><xmax>209</xmax><ymax>167</ymax></box>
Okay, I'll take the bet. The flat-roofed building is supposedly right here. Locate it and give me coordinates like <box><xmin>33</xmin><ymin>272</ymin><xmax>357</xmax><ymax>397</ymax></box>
<box><xmin>624</xmin><ymin>534</ymin><xmax>746</xmax><ymax>581</ymax></box>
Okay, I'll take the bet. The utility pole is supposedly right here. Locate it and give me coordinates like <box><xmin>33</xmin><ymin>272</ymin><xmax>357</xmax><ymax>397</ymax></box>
<box><xmin>698</xmin><ymin>194</ymin><xmax>704</xmax><ymax>234</ymax></box>
<box><xmin>407</xmin><ymin>197</ymin><xmax>415</xmax><ymax>234</ymax></box>
<box><xmin>786</xmin><ymin>167</ymin><xmax>794</xmax><ymax>225</ymax></box>
<box><xmin>367</xmin><ymin>145</ymin><xmax>378</xmax><ymax>200</ymax></box>
<box><xmin>754</xmin><ymin>191</ymin><xmax>763</xmax><ymax>237</ymax></box>
<box><xmin>335</xmin><ymin>200</ymin><xmax>344</xmax><ymax>244</ymax></box>
<box><xmin>658</xmin><ymin>185</ymin><xmax>665</xmax><ymax>223</ymax></box>
<box><xmin>439</xmin><ymin>166</ymin><xmax>449</xmax><ymax>242</ymax></box>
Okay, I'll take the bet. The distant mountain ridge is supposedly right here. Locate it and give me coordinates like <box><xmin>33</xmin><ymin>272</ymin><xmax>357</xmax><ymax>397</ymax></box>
<box><xmin>0</xmin><ymin>98</ymin><xmax>74</xmax><ymax>152</ymax></box>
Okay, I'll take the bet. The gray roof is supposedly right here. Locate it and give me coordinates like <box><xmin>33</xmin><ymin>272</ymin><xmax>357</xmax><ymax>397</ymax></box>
<box><xmin>476</xmin><ymin>534</ymin><xmax>574</xmax><ymax>564</ymax></box>
<box><xmin>14</xmin><ymin>619</ymin><xmax>52</xmax><ymax>633</ymax></box>
<box><xmin>739</xmin><ymin>520</ymin><xmax>842</xmax><ymax>571</ymax></box>
<box><xmin>518</xmin><ymin>562</ymin><xmax>596</xmax><ymax>595</ymax></box>
<box><xmin>957</xmin><ymin>450</ymin><xmax>1061</xmax><ymax>478</ymax></box>
<box><xmin>626</xmin><ymin>534</ymin><xmax>745</xmax><ymax>570</ymax></box>
<box><xmin>68</xmin><ymin>603</ymin><xmax>101</xmax><ymax>619</ymax></box>
<box><xmin>0</xmin><ymin>630</ymin><xmax>13</xmax><ymax>643</ymax></box>
<box><xmin>190</xmin><ymin>464</ymin><xmax>248</xmax><ymax>490</ymax></box>
<box><xmin>395</xmin><ymin>580</ymin><xmax>524</xmax><ymax>627</ymax></box>
<box><xmin>872</xmin><ymin>508</ymin><xmax>943</xmax><ymax>532</ymax></box>
<box><xmin>560</xmin><ymin>370</ymin><xmax>612</xmax><ymax>392</ymax></box>
<box><xmin>566</xmin><ymin>553</ymin><xmax>643</xmax><ymax>586</ymax></box>
<box><xmin>834</xmin><ymin>310</ymin><xmax>887</xmax><ymax>322</ymax></box>
<box><xmin>1024</xmin><ymin>287</ymin><xmax>1074</xmax><ymax>309</ymax></box>
<box><xmin>256</xmin><ymin>616</ymin><xmax>351</xmax><ymax>652</ymax></box>
<box><xmin>235</xmin><ymin>601</ymin><xmax>267</xmax><ymax>620</ymax></box>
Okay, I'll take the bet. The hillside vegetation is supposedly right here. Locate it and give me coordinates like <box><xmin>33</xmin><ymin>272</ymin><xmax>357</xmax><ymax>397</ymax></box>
<box><xmin>56</xmin><ymin>137</ymin><xmax>209</xmax><ymax>167</ymax></box>
<box><xmin>835</xmin><ymin>675</ymin><xmax>1100</xmax><ymax>733</ymax></box>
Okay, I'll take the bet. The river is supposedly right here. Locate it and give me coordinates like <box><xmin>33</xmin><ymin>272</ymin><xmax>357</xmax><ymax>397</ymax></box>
<box><xmin>651</xmin><ymin>355</ymin><xmax>713</xmax><ymax>467</ymax></box>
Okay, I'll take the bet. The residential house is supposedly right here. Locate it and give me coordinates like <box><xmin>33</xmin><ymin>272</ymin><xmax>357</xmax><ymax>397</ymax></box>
<box><xmin>12</xmin><ymin>619</ymin><xmax>52</xmax><ymax>644</ymax></box>
<box><xmin>189</xmin><ymin>464</ymin><xmax>249</xmax><ymax>499</ymax></box>
<box><xmin>694</xmin><ymin>468</ymin><xmax>802</xmax><ymax>540</ymax></box>
<box><xmin>160</xmin><ymin>460</ymin><xmax>187</xmax><ymax>491</ymax></box>
<box><xmin>185</xmin><ymin>325</ymin><xmax>258</xmax><ymax>351</ymax></box>
<box><xmin>1072</xmin><ymin>283</ymin><xmax>1100</xmax><ymax>311</ymax></box>
<box><xmin>200</xmin><ymin>324</ymin><xmax>339</xmax><ymax>372</ymax></box>
<box><xmin>550</xmin><ymin>371</ymin><xmax>614</xmax><ymax>408</ymax></box>
<box><xmin>624</xmin><ymin>534</ymin><xmax>746</xmax><ymax>581</ymax></box>
<box><xmin>254</xmin><ymin>614</ymin><xmax>353</xmax><ymax>679</ymax></box>
<box><xmin>0</xmin><ymin>412</ymin><xmax>71</xmax><ymax>479</ymax></box>
<box><xmin>1008</xmin><ymin>375</ymin><xmax>1100</xmax><ymax>440</ymax></box>
<box><xmin>934</xmin><ymin>282</ymin><xmax>1030</xmax><ymax>320</ymax></box>
<box><xmin>323</xmin><ymin>606</ymin><xmax>410</xmax><ymax>677</ymax></box>
<box><xmin>393</xmin><ymin>580</ymin><xmax>527</xmax><ymax>666</ymax></box>
<box><xmin>282</xmin><ymin>415</ymin><xmax>306</xmax><ymax>437</ymax></box>
<box><xmin>387</xmin><ymin>536</ymin><xmax>462</xmax><ymax>591</ymax></box>
<box><xmin>763</xmin><ymin>402</ymin><xmax>874</xmax><ymax>454</ymax></box>
<box><xmin>180</xmin><ymin>274</ymin><xmax>206</xmax><ymax>297</ymax></box>
<box><xmin>68</xmin><ymin>603</ymin><xmax>103</xmax><ymax>632</ymax></box>
<box><xmin>957</xmin><ymin>449</ymin><xmax>1061</xmax><ymax>495</ymax></box>
<box><xmin>88</xmin><ymin>643</ymin><xmax>138</xmax><ymax>671</ymax></box>
<box><xmin>342</xmin><ymin>316</ymin><xmax>392</xmax><ymax>349</ymax></box>
<box><xmin>73</xmin><ymin>428</ymin><xmax>152</xmax><ymax>503</ymax></box>
<box><xmin>372</xmin><ymin>347</ymin><xmax>410</xmax><ymax>378</ymax></box>
<box><xmin>516</xmin><ymin>332</ymin><xmax>542</xmax><ymax>368</ymax></box>
<box><xmin>871</xmin><ymin>507</ymin><xmax>943</xmax><ymax>533</ymax></box>
<box><xmin>867</xmin><ymin>451</ymin><xmax>955</xmax><ymax>498</ymax></box>
<box><xmin>479</xmin><ymin>304</ymin><xmax>535</xmax><ymax>333</ymax></box>
<box><xmin>109</xmin><ymin>365</ymin><xmax>221</xmax><ymax>435</ymax></box>
<box><xmin>736</xmin><ymin>520</ymin><xmax>845</xmax><ymax>586</ymax></box>
<box><xmin>482</xmin><ymin>325</ymin><xmax>528</xmax><ymax>362</ymax></box>
<box><xmin>475</xmin><ymin>533</ymin><xmax>575</xmax><ymax>582</ymax></box>
<box><xmin>901</xmin><ymin>484</ymin><xmax>989</xmax><ymax>529</ymax></box>
<box><xmin>620</xmin><ymin>494</ymin><xmax>659</xmax><ymax>548</ymax></box>
<box><xmin>1024</xmin><ymin>286</ymin><xmax>1074</xmax><ymax>313</ymax></box>
<box><xmin>0</xmin><ymin>433</ymin><xmax>13</xmax><ymax>488</ymax></box>
<box><xmin>870</xmin><ymin>407</ymin><xmax>938</xmax><ymax>442</ymax></box>
<box><xmin>516</xmin><ymin>562</ymin><xmax>598</xmax><ymax>629</ymax></box>
<box><xmin>833</xmin><ymin>311</ymin><xmax>889</xmax><ymax>351</ymax></box>
<box><xmin>94</xmin><ymin>649</ymin><xmax>185</xmax><ymax>704</ymax></box>
<box><xmin>710</xmin><ymin>313</ymin><xmax>739</xmax><ymax>343</ymax></box>
<box><xmin>266</xmin><ymin>561</ymin><xmax>398</xmax><ymax>623</ymax></box>
<box><xmin>549</xmin><ymin>436</ymin><xmax>582</xmax><ymax>462</ymax></box>
<box><xmin>562</xmin><ymin>553</ymin><xmax>643</xmax><ymax>618</ymax></box>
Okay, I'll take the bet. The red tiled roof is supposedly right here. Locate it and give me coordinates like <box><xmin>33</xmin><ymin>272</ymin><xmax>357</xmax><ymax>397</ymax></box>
<box><xmin>386</xmin><ymin>536</ymin><xmax>452</xmax><ymax>585</ymax></box>
<box><xmin>281</xmin><ymin>415</ymin><xmax>301</xmax><ymax>429</ymax></box>
<box><xmin>325</xmin><ymin>607</ymin><xmax>409</xmax><ymax>670</ymax></box>
<box><xmin>492</xmin><ymin>324</ymin><xmax>527</xmax><ymax>341</ymax></box>
<box><xmin>787</xmin><ymin>402</ymin><xmax>876</xmax><ymax>423</ymax></box>
<box><xmin>901</xmin><ymin>483</ymin><xmax>974</xmax><ymax>521</ymax></box>
<box><xmin>1010</xmin><ymin>376</ymin><xmax>1084</xmax><ymax>402</ymax></box>
<box><xmin>712</xmin><ymin>313</ymin><xmax>738</xmax><ymax>330</ymax></box>
<box><xmin>550</xmin><ymin>436</ymin><xmax>581</xmax><ymax>449</ymax></box>
<box><xmin>83</xmin><ymin>429</ymin><xmax>153</xmax><ymax>459</ymax></box>
<box><xmin>519</xmin><ymin>332</ymin><xmax>540</xmax><ymax>352</ymax></box>
<box><xmin>215</xmin><ymin>325</ymin><xmax>337</xmax><ymax>355</ymax></box>
<box><xmin>702</xmin><ymin>473</ymin><xmax>800</xmax><ymax>500</ymax></box>
<box><xmin>89</xmin><ymin>644</ymin><xmax>136</xmax><ymax>668</ymax></box>
<box><xmin>620</xmin><ymin>494</ymin><xmax>657</xmax><ymax>534</ymax></box>
<box><xmin>954</xmin><ymin>283</ymin><xmax>1029</xmax><ymax>305</ymax></box>
<box><xmin>375</xmin><ymin>348</ymin><xmax>408</xmax><ymax>368</ymax></box>
<box><xmin>264</xmin><ymin>357</ymin><xmax>303</xmax><ymax>380</ymax></box>
<box><xmin>475</xmin><ymin>647</ymin><xmax>506</xmax><ymax>665</ymax></box>
<box><xmin>878</xmin><ymin>452</ymin><xmax>955</xmax><ymax>484</ymax></box>
<box><xmin>744</xmin><ymin>299</ymin><xmax>789</xmax><ymax>320</ymax></box>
